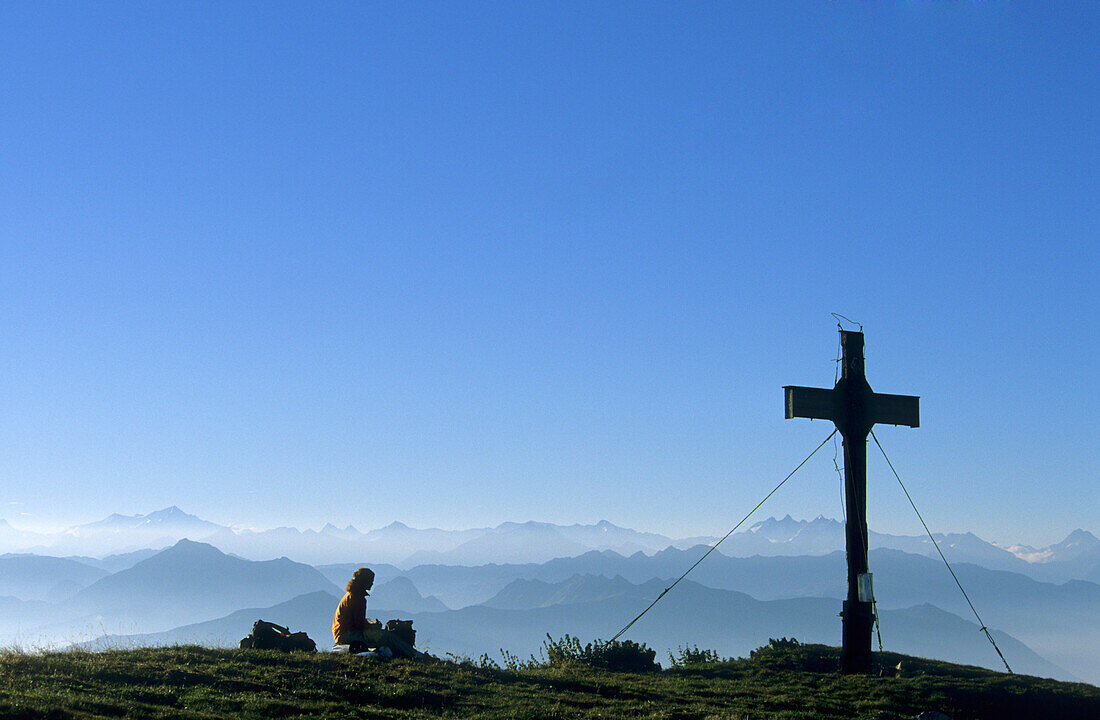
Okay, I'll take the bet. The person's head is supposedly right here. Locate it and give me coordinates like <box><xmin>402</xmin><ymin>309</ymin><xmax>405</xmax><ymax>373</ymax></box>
<box><xmin>347</xmin><ymin>567</ymin><xmax>375</xmax><ymax>595</ymax></box>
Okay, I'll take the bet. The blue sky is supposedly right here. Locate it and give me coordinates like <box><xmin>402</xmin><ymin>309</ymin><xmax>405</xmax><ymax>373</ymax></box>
<box><xmin>1</xmin><ymin>3</ymin><xmax>1096</xmax><ymax>547</ymax></box>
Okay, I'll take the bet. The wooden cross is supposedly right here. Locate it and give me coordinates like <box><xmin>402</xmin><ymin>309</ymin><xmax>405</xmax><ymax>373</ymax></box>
<box><xmin>784</xmin><ymin>330</ymin><xmax>919</xmax><ymax>674</ymax></box>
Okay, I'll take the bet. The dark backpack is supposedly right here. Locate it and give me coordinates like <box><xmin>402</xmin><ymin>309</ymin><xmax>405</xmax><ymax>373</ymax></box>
<box><xmin>385</xmin><ymin>619</ymin><xmax>415</xmax><ymax>647</ymax></box>
<box><xmin>239</xmin><ymin>619</ymin><xmax>316</xmax><ymax>652</ymax></box>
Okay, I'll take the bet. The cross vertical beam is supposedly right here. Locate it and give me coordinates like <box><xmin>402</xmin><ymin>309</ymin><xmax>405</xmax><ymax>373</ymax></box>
<box><xmin>784</xmin><ymin>330</ymin><xmax>918</xmax><ymax>674</ymax></box>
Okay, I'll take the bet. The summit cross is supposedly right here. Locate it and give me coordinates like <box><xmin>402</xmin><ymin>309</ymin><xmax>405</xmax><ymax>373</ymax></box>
<box><xmin>783</xmin><ymin>330</ymin><xmax>919</xmax><ymax>674</ymax></box>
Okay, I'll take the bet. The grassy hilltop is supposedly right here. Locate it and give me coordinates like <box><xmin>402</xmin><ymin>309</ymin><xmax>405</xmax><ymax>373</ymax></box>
<box><xmin>1</xmin><ymin>641</ymin><xmax>1098</xmax><ymax>720</ymax></box>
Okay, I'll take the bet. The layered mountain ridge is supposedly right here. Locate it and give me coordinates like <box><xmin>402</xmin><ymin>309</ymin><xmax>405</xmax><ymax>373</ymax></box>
<box><xmin>3</xmin><ymin>509</ymin><xmax>1097</xmax><ymax>583</ymax></box>
<box><xmin>4</xmin><ymin>535</ymin><xmax>1100</xmax><ymax>685</ymax></box>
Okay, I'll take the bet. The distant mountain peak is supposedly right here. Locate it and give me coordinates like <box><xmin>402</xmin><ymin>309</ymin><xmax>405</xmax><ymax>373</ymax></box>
<box><xmin>750</xmin><ymin>515</ymin><xmax>802</xmax><ymax>531</ymax></box>
<box><xmin>147</xmin><ymin>538</ymin><xmax>233</xmax><ymax>564</ymax></box>
<box><xmin>168</xmin><ymin>538</ymin><xmax>221</xmax><ymax>552</ymax></box>
<box><xmin>69</xmin><ymin>507</ymin><xmax>220</xmax><ymax>537</ymax></box>
<box><xmin>809</xmin><ymin>516</ymin><xmax>840</xmax><ymax>525</ymax></box>
<box><xmin>142</xmin><ymin>507</ymin><xmax>209</xmax><ymax>524</ymax></box>
<box><xmin>1063</xmin><ymin>529</ymin><xmax>1099</xmax><ymax>545</ymax></box>
<box><xmin>1043</xmin><ymin>529</ymin><xmax>1100</xmax><ymax>562</ymax></box>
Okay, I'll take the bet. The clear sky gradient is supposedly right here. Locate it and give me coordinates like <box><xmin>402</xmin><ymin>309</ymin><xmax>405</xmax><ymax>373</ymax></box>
<box><xmin>1</xmin><ymin>3</ymin><xmax>1096</xmax><ymax>547</ymax></box>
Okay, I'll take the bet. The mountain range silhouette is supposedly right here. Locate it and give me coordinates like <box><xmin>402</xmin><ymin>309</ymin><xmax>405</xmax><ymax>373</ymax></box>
<box><xmin>2</xmin><ymin>510</ymin><xmax>1099</xmax><ymax>685</ymax></box>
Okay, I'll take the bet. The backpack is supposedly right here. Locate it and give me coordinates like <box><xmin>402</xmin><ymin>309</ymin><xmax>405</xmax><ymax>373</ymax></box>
<box><xmin>239</xmin><ymin>619</ymin><xmax>316</xmax><ymax>652</ymax></box>
<box><xmin>385</xmin><ymin>619</ymin><xmax>415</xmax><ymax>647</ymax></box>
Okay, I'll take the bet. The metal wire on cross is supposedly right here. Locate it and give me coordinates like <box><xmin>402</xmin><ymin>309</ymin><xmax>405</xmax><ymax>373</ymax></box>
<box><xmin>609</xmin><ymin>429</ymin><xmax>838</xmax><ymax>643</ymax></box>
<box><xmin>870</xmin><ymin>429</ymin><xmax>1013</xmax><ymax>674</ymax></box>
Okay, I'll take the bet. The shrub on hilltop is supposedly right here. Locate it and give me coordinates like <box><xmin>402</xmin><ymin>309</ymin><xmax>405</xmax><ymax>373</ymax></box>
<box><xmin>667</xmin><ymin>644</ymin><xmax>724</xmax><ymax>667</ymax></box>
<box><xmin>540</xmin><ymin>634</ymin><xmax>659</xmax><ymax>673</ymax></box>
<box><xmin>450</xmin><ymin>634</ymin><xmax>660</xmax><ymax>673</ymax></box>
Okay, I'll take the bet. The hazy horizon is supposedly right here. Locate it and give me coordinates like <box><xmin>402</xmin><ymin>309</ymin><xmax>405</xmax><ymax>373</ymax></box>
<box><xmin>3</xmin><ymin>504</ymin><xmax>1093</xmax><ymax>555</ymax></box>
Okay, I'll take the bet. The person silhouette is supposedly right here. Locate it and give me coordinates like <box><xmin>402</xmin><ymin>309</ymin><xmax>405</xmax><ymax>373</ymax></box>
<box><xmin>332</xmin><ymin>567</ymin><xmax>420</xmax><ymax>658</ymax></box>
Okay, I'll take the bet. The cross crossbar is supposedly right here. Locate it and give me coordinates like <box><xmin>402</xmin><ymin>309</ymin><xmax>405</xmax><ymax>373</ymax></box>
<box><xmin>784</xmin><ymin>388</ymin><xmax>919</xmax><ymax>428</ymax></box>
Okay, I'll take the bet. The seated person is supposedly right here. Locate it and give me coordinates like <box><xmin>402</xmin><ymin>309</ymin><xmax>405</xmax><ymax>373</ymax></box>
<box><xmin>332</xmin><ymin>567</ymin><xmax>420</xmax><ymax>658</ymax></box>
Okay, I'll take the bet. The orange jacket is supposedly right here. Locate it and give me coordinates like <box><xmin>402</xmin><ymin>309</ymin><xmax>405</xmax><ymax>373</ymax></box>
<box><xmin>332</xmin><ymin>591</ymin><xmax>367</xmax><ymax>643</ymax></box>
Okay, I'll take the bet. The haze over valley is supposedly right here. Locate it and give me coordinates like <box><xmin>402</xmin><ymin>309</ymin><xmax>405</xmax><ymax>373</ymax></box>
<box><xmin>3</xmin><ymin>507</ymin><xmax>1098</xmax><ymax>686</ymax></box>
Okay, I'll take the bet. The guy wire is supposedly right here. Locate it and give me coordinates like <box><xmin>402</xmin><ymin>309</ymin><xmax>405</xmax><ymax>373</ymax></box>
<box><xmin>870</xmin><ymin>429</ymin><xmax>1013</xmax><ymax>674</ymax></box>
<box><xmin>609</xmin><ymin>429</ymin><xmax>838</xmax><ymax>643</ymax></box>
